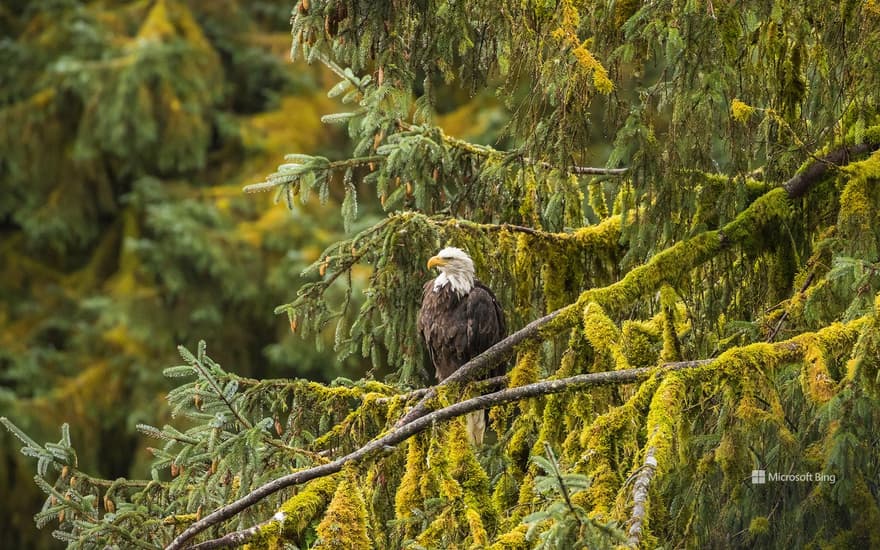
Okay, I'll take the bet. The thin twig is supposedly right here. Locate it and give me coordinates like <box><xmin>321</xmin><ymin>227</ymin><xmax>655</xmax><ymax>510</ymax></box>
<box><xmin>543</xmin><ymin>442</ymin><xmax>580</xmax><ymax>526</ymax></box>
<box><xmin>187</xmin><ymin>353</ymin><xmax>252</xmax><ymax>431</ymax></box>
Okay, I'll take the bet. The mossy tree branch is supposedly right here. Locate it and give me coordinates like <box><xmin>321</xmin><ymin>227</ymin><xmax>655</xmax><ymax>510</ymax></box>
<box><xmin>167</xmin><ymin>361</ymin><xmax>696</xmax><ymax>549</ymax></box>
<box><xmin>166</xmin><ymin>143</ymin><xmax>877</xmax><ymax>549</ymax></box>
<box><xmin>166</xmin><ymin>310</ymin><xmax>864</xmax><ymax>549</ymax></box>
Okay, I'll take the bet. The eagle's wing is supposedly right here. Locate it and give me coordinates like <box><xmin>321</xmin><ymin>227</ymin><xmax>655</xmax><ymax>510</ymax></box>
<box><xmin>467</xmin><ymin>282</ymin><xmax>506</xmax><ymax>370</ymax></box>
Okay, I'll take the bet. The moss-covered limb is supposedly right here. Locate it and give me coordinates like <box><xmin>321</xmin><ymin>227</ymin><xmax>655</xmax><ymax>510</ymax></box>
<box><xmin>575</xmin><ymin>373</ymin><xmax>666</xmax><ymax>519</ymax></box>
<box><xmin>582</xmin><ymin>302</ymin><xmax>630</xmax><ymax>371</ymax></box>
<box><xmin>783</xmin><ymin>141</ymin><xmax>878</xmax><ymax>199</ymax></box>
<box><xmin>167</xmin><ymin>318</ymin><xmax>869</xmax><ymax>549</ymax></box>
<box><xmin>396</xmin><ymin>119</ymin><xmax>629</xmax><ymax>177</ymax></box>
<box><xmin>315</xmin><ymin>467</ymin><xmax>371</xmax><ymax>549</ymax></box>
<box><xmin>489</xmin><ymin>523</ymin><xmax>529</xmax><ymax>549</ymax></box>
<box><xmin>430</xmin><ymin>213</ymin><xmax>621</xmax><ymax>247</ymax></box>
<box><xmin>166</xmin><ymin>363</ymin><xmax>689</xmax><ymax>549</ymax></box>
<box><xmin>556</xmin><ymin>180</ymin><xmax>807</xmax><ymax>332</ymax></box>
<box><xmin>375</xmin><ymin>375</ymin><xmax>507</xmax><ymax>405</ymax></box>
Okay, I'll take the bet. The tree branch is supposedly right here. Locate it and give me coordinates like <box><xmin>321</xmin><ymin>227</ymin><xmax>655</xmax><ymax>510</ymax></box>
<box><xmin>626</xmin><ymin>444</ymin><xmax>658</xmax><ymax>548</ymax></box>
<box><xmin>167</xmin><ymin>142</ymin><xmax>879</xmax><ymax>548</ymax></box>
<box><xmin>783</xmin><ymin>142</ymin><xmax>875</xmax><ymax>198</ymax></box>
<box><xmin>766</xmin><ymin>271</ymin><xmax>815</xmax><ymax>342</ymax></box>
<box><xmin>374</xmin><ymin>375</ymin><xmax>507</xmax><ymax>405</ymax></box>
<box><xmin>166</xmin><ymin>362</ymin><xmax>693</xmax><ymax>549</ymax></box>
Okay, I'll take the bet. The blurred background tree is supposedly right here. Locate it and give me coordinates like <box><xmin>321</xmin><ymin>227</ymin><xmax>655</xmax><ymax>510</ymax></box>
<box><xmin>0</xmin><ymin>1</ymin><xmax>395</xmax><ymax>546</ymax></box>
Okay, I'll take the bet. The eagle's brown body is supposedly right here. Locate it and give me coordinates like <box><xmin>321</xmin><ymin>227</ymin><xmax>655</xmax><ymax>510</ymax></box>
<box><xmin>418</xmin><ymin>275</ymin><xmax>505</xmax><ymax>444</ymax></box>
<box><xmin>418</xmin><ymin>280</ymin><xmax>506</xmax><ymax>381</ymax></box>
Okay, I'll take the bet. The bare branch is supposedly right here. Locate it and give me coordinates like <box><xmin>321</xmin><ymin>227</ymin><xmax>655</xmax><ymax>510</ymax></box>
<box><xmin>626</xmin><ymin>444</ymin><xmax>658</xmax><ymax>547</ymax></box>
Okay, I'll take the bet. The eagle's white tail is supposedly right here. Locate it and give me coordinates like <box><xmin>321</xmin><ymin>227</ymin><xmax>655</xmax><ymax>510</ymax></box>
<box><xmin>465</xmin><ymin>410</ymin><xmax>486</xmax><ymax>446</ymax></box>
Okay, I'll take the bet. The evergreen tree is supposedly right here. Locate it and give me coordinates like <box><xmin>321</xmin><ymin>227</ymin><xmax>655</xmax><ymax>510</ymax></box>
<box><xmin>0</xmin><ymin>1</ymin><xmax>369</xmax><ymax>547</ymax></box>
<box><xmin>4</xmin><ymin>1</ymin><xmax>880</xmax><ymax>548</ymax></box>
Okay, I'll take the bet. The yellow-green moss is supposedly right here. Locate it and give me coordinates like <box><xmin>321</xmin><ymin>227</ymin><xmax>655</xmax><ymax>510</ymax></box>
<box><xmin>621</xmin><ymin>320</ymin><xmax>661</xmax><ymax>368</ymax></box>
<box><xmin>277</xmin><ymin>475</ymin><xmax>338</xmax><ymax>540</ymax></box>
<box><xmin>582</xmin><ymin>302</ymin><xmax>630</xmax><ymax>371</ymax></box>
<box><xmin>394</xmin><ymin>436</ymin><xmax>425</xmax><ymax>521</ymax></box>
<box><xmin>588</xmin><ymin>179</ymin><xmax>609</xmax><ymax>219</ymax></box>
<box><xmin>644</xmin><ymin>374</ymin><xmax>687</xmax><ymax>478</ymax></box>
<box><xmin>315</xmin><ymin>468</ymin><xmax>371</xmax><ymax>549</ymax></box>
<box><xmin>489</xmin><ymin>524</ymin><xmax>529</xmax><ymax>549</ymax></box>
<box><xmin>748</xmin><ymin>515</ymin><xmax>770</xmax><ymax>536</ymax></box>
<box><xmin>659</xmin><ymin>285</ymin><xmax>683</xmax><ymax>362</ymax></box>
<box><xmin>572</xmin><ymin>215</ymin><xmax>621</xmax><ymax>248</ymax></box>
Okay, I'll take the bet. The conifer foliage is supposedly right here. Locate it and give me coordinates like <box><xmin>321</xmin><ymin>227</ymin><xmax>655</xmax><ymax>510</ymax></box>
<box><xmin>5</xmin><ymin>1</ymin><xmax>880</xmax><ymax>548</ymax></box>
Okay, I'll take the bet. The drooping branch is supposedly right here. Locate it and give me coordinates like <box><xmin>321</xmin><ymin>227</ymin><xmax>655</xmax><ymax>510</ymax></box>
<box><xmin>166</xmin><ymin>362</ymin><xmax>695</xmax><ymax>550</ymax></box>
<box><xmin>428</xmin><ymin>213</ymin><xmax>622</xmax><ymax>244</ymax></box>
<box><xmin>394</xmin><ymin>191</ymin><xmax>783</xmax><ymax>427</ymax></box>
<box><xmin>166</xmin><ymin>144</ymin><xmax>878</xmax><ymax>548</ymax></box>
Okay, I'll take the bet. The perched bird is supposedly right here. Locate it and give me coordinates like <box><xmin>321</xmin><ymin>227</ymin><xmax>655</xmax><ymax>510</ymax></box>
<box><xmin>417</xmin><ymin>247</ymin><xmax>506</xmax><ymax>445</ymax></box>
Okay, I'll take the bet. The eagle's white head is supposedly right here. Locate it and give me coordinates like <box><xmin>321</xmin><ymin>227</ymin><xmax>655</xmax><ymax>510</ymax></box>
<box><xmin>427</xmin><ymin>247</ymin><xmax>475</xmax><ymax>296</ymax></box>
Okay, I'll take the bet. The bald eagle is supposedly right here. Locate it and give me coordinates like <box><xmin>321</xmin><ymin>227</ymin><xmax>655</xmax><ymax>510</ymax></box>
<box><xmin>418</xmin><ymin>247</ymin><xmax>506</xmax><ymax>445</ymax></box>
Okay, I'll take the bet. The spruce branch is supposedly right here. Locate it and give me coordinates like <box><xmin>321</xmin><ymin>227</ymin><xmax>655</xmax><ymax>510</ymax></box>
<box><xmin>166</xmin><ymin>362</ymin><xmax>689</xmax><ymax>550</ymax></box>
<box><xmin>766</xmin><ymin>271</ymin><xmax>815</xmax><ymax>342</ymax></box>
<box><xmin>167</xmin><ymin>144</ymin><xmax>875</xmax><ymax>548</ymax></box>
<box><xmin>542</xmin><ymin>441</ymin><xmax>580</xmax><ymax>523</ymax></box>
<box><xmin>179</xmin><ymin>344</ymin><xmax>252</xmax><ymax>430</ymax></box>
<box><xmin>397</xmin><ymin>120</ymin><xmax>628</xmax><ymax>176</ymax></box>
<box><xmin>165</xmin><ymin>311</ymin><xmax>864</xmax><ymax>549</ymax></box>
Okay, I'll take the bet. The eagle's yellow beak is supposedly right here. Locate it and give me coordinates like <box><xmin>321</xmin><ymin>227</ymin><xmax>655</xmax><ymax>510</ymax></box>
<box><xmin>427</xmin><ymin>255</ymin><xmax>445</xmax><ymax>269</ymax></box>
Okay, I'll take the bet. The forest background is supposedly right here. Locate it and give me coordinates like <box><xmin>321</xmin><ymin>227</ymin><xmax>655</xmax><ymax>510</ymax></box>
<box><xmin>2</xmin><ymin>0</ymin><xmax>880</xmax><ymax>549</ymax></box>
<box><xmin>0</xmin><ymin>1</ymin><xmax>387</xmax><ymax>547</ymax></box>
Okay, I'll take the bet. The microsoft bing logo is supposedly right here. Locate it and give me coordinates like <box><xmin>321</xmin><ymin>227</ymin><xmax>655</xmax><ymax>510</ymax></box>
<box><xmin>750</xmin><ymin>468</ymin><xmax>835</xmax><ymax>485</ymax></box>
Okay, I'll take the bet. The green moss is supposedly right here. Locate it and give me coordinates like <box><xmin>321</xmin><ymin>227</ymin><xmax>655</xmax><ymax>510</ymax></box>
<box><xmin>837</xmin><ymin>152</ymin><xmax>880</xmax><ymax>258</ymax></box>
<box><xmin>394</xmin><ymin>436</ymin><xmax>425</xmax><ymax>521</ymax></box>
<box><xmin>489</xmin><ymin>523</ymin><xmax>529</xmax><ymax>549</ymax></box>
<box><xmin>572</xmin><ymin>215</ymin><xmax>621</xmax><ymax>248</ymax></box>
<box><xmin>277</xmin><ymin>475</ymin><xmax>339</xmax><ymax>540</ymax></box>
<box><xmin>748</xmin><ymin>516</ymin><xmax>770</xmax><ymax>536</ymax></box>
<box><xmin>621</xmin><ymin>320</ymin><xmax>661</xmax><ymax>368</ymax></box>
<box><xmin>316</xmin><ymin>467</ymin><xmax>371</xmax><ymax>549</ymax></box>
<box><xmin>582</xmin><ymin>302</ymin><xmax>629</xmax><ymax>370</ymax></box>
<box><xmin>588</xmin><ymin>179</ymin><xmax>609</xmax><ymax>219</ymax></box>
<box><xmin>644</xmin><ymin>374</ymin><xmax>687</xmax><ymax>478</ymax></box>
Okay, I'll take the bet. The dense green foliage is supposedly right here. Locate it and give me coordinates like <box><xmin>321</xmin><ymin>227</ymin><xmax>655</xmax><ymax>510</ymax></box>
<box><xmin>4</xmin><ymin>0</ymin><xmax>880</xmax><ymax>548</ymax></box>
